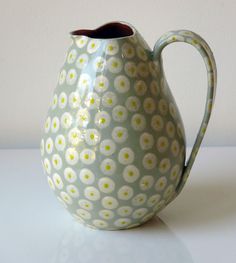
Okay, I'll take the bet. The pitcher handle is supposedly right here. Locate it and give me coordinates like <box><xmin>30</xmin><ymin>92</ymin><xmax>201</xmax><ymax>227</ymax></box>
<box><xmin>153</xmin><ymin>30</ymin><xmax>217</xmax><ymax>195</ymax></box>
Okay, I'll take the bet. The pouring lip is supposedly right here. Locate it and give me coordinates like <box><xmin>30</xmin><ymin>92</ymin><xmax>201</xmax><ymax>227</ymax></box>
<box><xmin>70</xmin><ymin>21</ymin><xmax>136</xmax><ymax>40</ymax></box>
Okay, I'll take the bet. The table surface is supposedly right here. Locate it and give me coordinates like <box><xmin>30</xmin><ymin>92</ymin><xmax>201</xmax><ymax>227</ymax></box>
<box><xmin>0</xmin><ymin>147</ymin><xmax>236</xmax><ymax>263</ymax></box>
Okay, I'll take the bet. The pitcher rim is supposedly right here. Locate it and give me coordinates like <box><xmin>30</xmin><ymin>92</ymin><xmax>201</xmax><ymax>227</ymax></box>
<box><xmin>70</xmin><ymin>21</ymin><xmax>136</xmax><ymax>40</ymax></box>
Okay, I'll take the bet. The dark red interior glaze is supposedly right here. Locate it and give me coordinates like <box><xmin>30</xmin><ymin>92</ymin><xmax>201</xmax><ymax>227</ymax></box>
<box><xmin>71</xmin><ymin>22</ymin><xmax>134</xmax><ymax>39</ymax></box>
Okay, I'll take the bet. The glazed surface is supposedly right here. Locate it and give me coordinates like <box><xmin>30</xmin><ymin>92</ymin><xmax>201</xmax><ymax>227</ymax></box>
<box><xmin>40</xmin><ymin>29</ymin><xmax>186</xmax><ymax>230</ymax></box>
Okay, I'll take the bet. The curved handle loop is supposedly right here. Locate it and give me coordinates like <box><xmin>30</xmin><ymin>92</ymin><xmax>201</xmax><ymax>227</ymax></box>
<box><xmin>153</xmin><ymin>30</ymin><xmax>217</xmax><ymax>195</ymax></box>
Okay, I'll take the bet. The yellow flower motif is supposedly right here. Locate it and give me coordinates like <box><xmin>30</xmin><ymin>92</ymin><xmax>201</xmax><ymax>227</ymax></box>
<box><xmin>75</xmin><ymin>36</ymin><xmax>88</xmax><ymax>48</ymax></box>
<box><xmin>139</xmin><ymin>132</ymin><xmax>154</xmax><ymax>150</ymax></box>
<box><xmin>94</xmin><ymin>111</ymin><xmax>111</xmax><ymax>129</ymax></box>
<box><xmin>66</xmin><ymin>184</ymin><xmax>79</xmax><ymax>198</ymax></box>
<box><xmin>142</xmin><ymin>153</ymin><xmax>157</xmax><ymax>170</ymax></box>
<box><xmin>51</xmin><ymin>116</ymin><xmax>60</xmax><ymax>133</ymax></box>
<box><xmin>169</xmin><ymin>102</ymin><xmax>177</xmax><ymax>119</ymax></box>
<box><xmin>112</xmin><ymin>105</ymin><xmax>128</xmax><ymax>123</ymax></box>
<box><xmin>137</xmin><ymin>62</ymin><xmax>149</xmax><ymax>78</ymax></box>
<box><xmin>102</xmin><ymin>196</ymin><xmax>119</xmax><ymax>209</ymax></box>
<box><xmin>143</xmin><ymin>97</ymin><xmax>156</xmax><ymax>114</ymax></box>
<box><xmin>78</xmin><ymin>199</ymin><xmax>93</xmax><ymax>211</ymax></box>
<box><xmin>61</xmin><ymin>112</ymin><xmax>72</xmax><ymax>129</ymax></box>
<box><xmin>107</xmin><ymin>57</ymin><xmax>123</xmax><ymax>74</ymax></box>
<box><xmin>58</xmin><ymin>92</ymin><xmax>67</xmax><ymax>109</ymax></box>
<box><xmin>139</xmin><ymin>175</ymin><xmax>154</xmax><ymax>191</ymax></box>
<box><xmin>76</xmin><ymin>53</ymin><xmax>89</xmax><ymax>69</ymax></box>
<box><xmin>78</xmin><ymin>73</ymin><xmax>92</xmax><ymax>89</ymax></box>
<box><xmin>122</xmin><ymin>42</ymin><xmax>135</xmax><ymax>58</ymax></box>
<box><xmin>65</xmin><ymin>147</ymin><xmax>79</xmax><ymax>165</ymax></box>
<box><xmin>123</xmin><ymin>165</ymin><xmax>140</xmax><ymax>183</ymax></box>
<box><xmin>94</xmin><ymin>75</ymin><xmax>109</xmax><ymax>93</ymax></box>
<box><xmin>43</xmin><ymin>158</ymin><xmax>51</xmax><ymax>174</ymax></box>
<box><xmin>157</xmin><ymin>136</ymin><xmax>169</xmax><ymax>153</ymax></box>
<box><xmin>131</xmin><ymin>113</ymin><xmax>146</xmax><ymax>131</ymax></box>
<box><xmin>134</xmin><ymin>80</ymin><xmax>147</xmax><ymax>96</ymax></box>
<box><xmin>51</xmin><ymin>94</ymin><xmax>58</xmax><ymax>110</ymax></box>
<box><xmin>68</xmin><ymin>91</ymin><xmax>80</xmax><ymax>109</ymax></box>
<box><xmin>40</xmin><ymin>139</ymin><xmax>44</xmax><ymax>156</ymax></box>
<box><xmin>159</xmin><ymin>158</ymin><xmax>171</xmax><ymax>174</ymax></box>
<box><xmin>84</xmin><ymin>92</ymin><xmax>100</xmax><ymax>109</ymax></box>
<box><xmin>87</xmin><ymin>39</ymin><xmax>101</xmax><ymax>53</ymax></box>
<box><xmin>100</xmin><ymin>158</ymin><xmax>116</xmax><ymax>176</ymax></box>
<box><xmin>166</xmin><ymin>121</ymin><xmax>176</xmax><ymax>138</ymax></box>
<box><xmin>158</xmin><ymin>99</ymin><xmax>168</xmax><ymax>115</ymax></box>
<box><xmin>102</xmin><ymin>91</ymin><xmax>117</xmax><ymax>108</ymax></box>
<box><xmin>66</xmin><ymin>69</ymin><xmax>77</xmax><ymax>85</ymax></box>
<box><xmin>84</xmin><ymin>129</ymin><xmax>100</xmax><ymax>146</ymax></box>
<box><xmin>84</xmin><ymin>186</ymin><xmax>100</xmax><ymax>201</ymax></box>
<box><xmin>93</xmin><ymin>56</ymin><xmax>106</xmax><ymax>72</ymax></box>
<box><xmin>114</xmin><ymin>218</ymin><xmax>131</xmax><ymax>228</ymax></box>
<box><xmin>64</xmin><ymin>167</ymin><xmax>77</xmax><ymax>183</ymax></box>
<box><xmin>79</xmin><ymin>168</ymin><xmax>95</xmax><ymax>185</ymax></box>
<box><xmin>45</xmin><ymin>137</ymin><xmax>53</xmax><ymax>154</ymax></box>
<box><xmin>170</xmin><ymin>164</ymin><xmax>180</xmax><ymax>182</ymax></box>
<box><xmin>47</xmin><ymin>176</ymin><xmax>55</xmax><ymax>190</ymax></box>
<box><xmin>98</xmin><ymin>177</ymin><xmax>115</xmax><ymax>193</ymax></box>
<box><xmin>131</xmin><ymin>193</ymin><xmax>147</xmax><ymax>206</ymax></box>
<box><xmin>76</xmin><ymin>108</ymin><xmax>90</xmax><ymax>127</ymax></box>
<box><xmin>118</xmin><ymin>147</ymin><xmax>135</xmax><ymax>165</ymax></box>
<box><xmin>117</xmin><ymin>206</ymin><xmax>133</xmax><ymax>217</ymax></box>
<box><xmin>114</xmin><ymin>75</ymin><xmax>130</xmax><ymax>93</ymax></box>
<box><xmin>124</xmin><ymin>62</ymin><xmax>137</xmax><ymax>78</ymax></box>
<box><xmin>150</xmin><ymin>80</ymin><xmax>160</xmax><ymax>96</ymax></box>
<box><xmin>125</xmin><ymin>96</ymin><xmax>140</xmax><ymax>112</ymax></box>
<box><xmin>147</xmin><ymin>194</ymin><xmax>161</xmax><ymax>207</ymax></box>
<box><xmin>68</xmin><ymin>127</ymin><xmax>82</xmax><ymax>146</ymax></box>
<box><xmin>99</xmin><ymin>210</ymin><xmax>114</xmax><ymax>220</ymax></box>
<box><xmin>128</xmin><ymin>35</ymin><xmax>138</xmax><ymax>44</ymax></box>
<box><xmin>80</xmin><ymin>149</ymin><xmax>96</xmax><ymax>165</ymax></box>
<box><xmin>112</xmin><ymin>126</ymin><xmax>128</xmax><ymax>144</ymax></box>
<box><xmin>67</xmin><ymin>49</ymin><xmax>77</xmax><ymax>64</ymax></box>
<box><xmin>58</xmin><ymin>69</ymin><xmax>66</xmax><ymax>85</ymax></box>
<box><xmin>163</xmin><ymin>184</ymin><xmax>174</xmax><ymax>200</ymax></box>
<box><xmin>76</xmin><ymin>209</ymin><xmax>91</xmax><ymax>220</ymax></box>
<box><xmin>177</xmin><ymin>123</ymin><xmax>184</xmax><ymax>139</ymax></box>
<box><xmin>136</xmin><ymin>46</ymin><xmax>147</xmax><ymax>61</ymax></box>
<box><xmin>149</xmin><ymin>61</ymin><xmax>160</xmax><ymax>77</ymax></box>
<box><xmin>132</xmin><ymin>208</ymin><xmax>148</xmax><ymax>219</ymax></box>
<box><xmin>60</xmin><ymin>191</ymin><xmax>73</xmax><ymax>205</ymax></box>
<box><xmin>52</xmin><ymin>154</ymin><xmax>62</xmax><ymax>170</ymax></box>
<box><xmin>151</xmin><ymin>115</ymin><xmax>164</xmax><ymax>131</ymax></box>
<box><xmin>44</xmin><ymin>116</ymin><xmax>51</xmax><ymax>133</ymax></box>
<box><xmin>105</xmin><ymin>40</ymin><xmax>119</xmax><ymax>55</ymax></box>
<box><xmin>171</xmin><ymin>140</ymin><xmax>180</xmax><ymax>157</ymax></box>
<box><xmin>53</xmin><ymin>173</ymin><xmax>64</xmax><ymax>189</ymax></box>
<box><xmin>93</xmin><ymin>219</ymin><xmax>108</xmax><ymax>228</ymax></box>
<box><xmin>118</xmin><ymin>185</ymin><xmax>134</xmax><ymax>200</ymax></box>
<box><xmin>99</xmin><ymin>139</ymin><xmax>116</xmax><ymax>156</ymax></box>
<box><xmin>200</xmin><ymin>123</ymin><xmax>208</xmax><ymax>136</ymax></box>
<box><xmin>167</xmin><ymin>34</ymin><xmax>184</xmax><ymax>43</ymax></box>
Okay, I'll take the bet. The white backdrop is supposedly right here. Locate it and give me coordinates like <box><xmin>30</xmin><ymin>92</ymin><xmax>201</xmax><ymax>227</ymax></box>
<box><xmin>0</xmin><ymin>0</ymin><xmax>234</xmax><ymax>148</ymax></box>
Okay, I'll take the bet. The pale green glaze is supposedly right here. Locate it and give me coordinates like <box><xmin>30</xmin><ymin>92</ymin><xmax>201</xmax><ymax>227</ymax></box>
<box><xmin>40</xmin><ymin>22</ymin><xmax>216</xmax><ymax>230</ymax></box>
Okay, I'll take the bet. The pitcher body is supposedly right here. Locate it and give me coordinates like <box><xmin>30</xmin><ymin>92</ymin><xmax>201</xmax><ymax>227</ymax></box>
<box><xmin>40</xmin><ymin>22</ymin><xmax>216</xmax><ymax>230</ymax></box>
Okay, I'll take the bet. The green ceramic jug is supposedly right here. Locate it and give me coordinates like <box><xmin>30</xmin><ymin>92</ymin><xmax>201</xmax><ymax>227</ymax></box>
<box><xmin>40</xmin><ymin>21</ymin><xmax>216</xmax><ymax>230</ymax></box>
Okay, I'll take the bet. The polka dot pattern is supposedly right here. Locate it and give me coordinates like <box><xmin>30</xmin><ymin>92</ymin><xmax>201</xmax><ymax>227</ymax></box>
<box><xmin>40</xmin><ymin>26</ymin><xmax>216</xmax><ymax>230</ymax></box>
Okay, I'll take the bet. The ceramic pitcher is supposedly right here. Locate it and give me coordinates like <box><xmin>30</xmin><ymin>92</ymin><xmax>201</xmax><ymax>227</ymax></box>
<box><xmin>40</xmin><ymin>21</ymin><xmax>216</xmax><ymax>230</ymax></box>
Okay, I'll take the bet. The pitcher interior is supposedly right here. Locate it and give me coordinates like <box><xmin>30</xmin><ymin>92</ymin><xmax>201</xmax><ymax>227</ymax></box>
<box><xmin>71</xmin><ymin>22</ymin><xmax>134</xmax><ymax>39</ymax></box>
